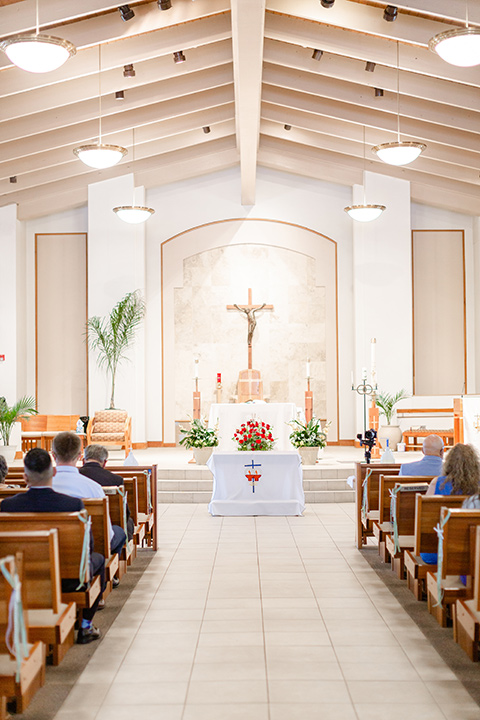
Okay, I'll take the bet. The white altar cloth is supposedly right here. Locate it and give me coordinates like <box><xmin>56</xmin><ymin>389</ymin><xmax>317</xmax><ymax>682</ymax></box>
<box><xmin>208</xmin><ymin>403</ymin><xmax>297</xmax><ymax>451</ymax></box>
<box><xmin>207</xmin><ymin>451</ymin><xmax>304</xmax><ymax>516</ymax></box>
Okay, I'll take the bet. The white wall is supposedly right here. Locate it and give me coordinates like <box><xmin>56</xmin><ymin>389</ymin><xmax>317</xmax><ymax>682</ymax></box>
<box><xmin>146</xmin><ymin>166</ymin><xmax>355</xmax><ymax>442</ymax></box>
<box><xmin>0</xmin><ymin>205</ymin><xmax>18</xmax><ymax>404</ymax></box>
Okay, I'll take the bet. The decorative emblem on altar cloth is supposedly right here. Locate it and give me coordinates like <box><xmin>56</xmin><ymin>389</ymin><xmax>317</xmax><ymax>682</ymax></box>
<box><xmin>245</xmin><ymin>460</ymin><xmax>262</xmax><ymax>493</ymax></box>
<box><xmin>474</xmin><ymin>415</ymin><xmax>480</xmax><ymax>432</ymax></box>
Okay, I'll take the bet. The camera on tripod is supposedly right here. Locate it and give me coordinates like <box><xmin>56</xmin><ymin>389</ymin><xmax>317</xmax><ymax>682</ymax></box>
<box><xmin>357</xmin><ymin>428</ymin><xmax>377</xmax><ymax>464</ymax></box>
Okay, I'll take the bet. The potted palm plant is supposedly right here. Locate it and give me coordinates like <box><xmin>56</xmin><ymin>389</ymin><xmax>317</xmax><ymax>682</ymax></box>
<box><xmin>87</xmin><ymin>290</ymin><xmax>146</xmax><ymax>409</ymax></box>
<box><xmin>375</xmin><ymin>389</ymin><xmax>409</xmax><ymax>450</ymax></box>
<box><xmin>0</xmin><ymin>396</ymin><xmax>37</xmax><ymax>462</ymax></box>
<box><xmin>179</xmin><ymin>418</ymin><xmax>219</xmax><ymax>465</ymax></box>
<box><xmin>288</xmin><ymin>417</ymin><xmax>330</xmax><ymax>465</ymax></box>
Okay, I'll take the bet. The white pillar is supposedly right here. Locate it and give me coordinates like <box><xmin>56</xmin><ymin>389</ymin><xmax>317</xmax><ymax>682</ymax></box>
<box><xmin>0</xmin><ymin>205</ymin><xmax>18</xmax><ymax>404</ymax></box>
<box><xmin>87</xmin><ymin>175</ymin><xmax>146</xmax><ymax>445</ymax></box>
<box><xmin>352</xmin><ymin>172</ymin><xmax>412</xmax><ymax>433</ymax></box>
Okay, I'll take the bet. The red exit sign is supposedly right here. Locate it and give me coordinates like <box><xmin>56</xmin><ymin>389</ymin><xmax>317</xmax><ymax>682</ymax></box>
<box><xmin>0</xmin><ymin>355</ymin><xmax>4</xmax><ymax>362</ymax></box>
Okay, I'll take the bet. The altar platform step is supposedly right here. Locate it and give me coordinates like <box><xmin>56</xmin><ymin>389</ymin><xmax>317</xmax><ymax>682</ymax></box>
<box><xmin>157</xmin><ymin>465</ymin><xmax>355</xmax><ymax>504</ymax></box>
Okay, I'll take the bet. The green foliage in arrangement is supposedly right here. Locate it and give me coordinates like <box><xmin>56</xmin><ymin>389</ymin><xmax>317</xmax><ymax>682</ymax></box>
<box><xmin>179</xmin><ymin>418</ymin><xmax>219</xmax><ymax>449</ymax></box>
<box><xmin>87</xmin><ymin>290</ymin><xmax>146</xmax><ymax>409</ymax></box>
<box><xmin>0</xmin><ymin>396</ymin><xmax>37</xmax><ymax>446</ymax></box>
<box><xmin>375</xmin><ymin>389</ymin><xmax>409</xmax><ymax>425</ymax></box>
<box><xmin>288</xmin><ymin>417</ymin><xmax>330</xmax><ymax>448</ymax></box>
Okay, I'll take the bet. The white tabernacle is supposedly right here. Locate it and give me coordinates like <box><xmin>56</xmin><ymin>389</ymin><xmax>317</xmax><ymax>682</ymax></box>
<box><xmin>207</xmin><ymin>451</ymin><xmax>305</xmax><ymax>516</ymax></box>
<box><xmin>208</xmin><ymin>402</ymin><xmax>297</xmax><ymax>451</ymax></box>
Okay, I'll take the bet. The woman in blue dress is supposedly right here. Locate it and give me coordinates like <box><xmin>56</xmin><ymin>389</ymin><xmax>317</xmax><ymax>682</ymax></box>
<box><xmin>421</xmin><ymin>443</ymin><xmax>480</xmax><ymax>564</ymax></box>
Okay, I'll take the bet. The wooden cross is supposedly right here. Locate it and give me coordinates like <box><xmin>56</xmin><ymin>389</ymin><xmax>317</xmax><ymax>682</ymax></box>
<box><xmin>227</xmin><ymin>288</ymin><xmax>274</xmax><ymax>369</ymax></box>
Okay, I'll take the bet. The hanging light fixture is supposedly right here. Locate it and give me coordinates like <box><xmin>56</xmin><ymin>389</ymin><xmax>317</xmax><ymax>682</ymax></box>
<box><xmin>372</xmin><ymin>42</ymin><xmax>426</xmax><ymax>166</ymax></box>
<box><xmin>113</xmin><ymin>129</ymin><xmax>155</xmax><ymax>224</ymax></box>
<box><xmin>74</xmin><ymin>46</ymin><xmax>127</xmax><ymax>169</ymax></box>
<box><xmin>0</xmin><ymin>0</ymin><xmax>75</xmax><ymax>73</ymax></box>
<box><xmin>345</xmin><ymin>128</ymin><xmax>386</xmax><ymax>222</ymax></box>
<box><xmin>429</xmin><ymin>1</ymin><xmax>480</xmax><ymax>67</ymax></box>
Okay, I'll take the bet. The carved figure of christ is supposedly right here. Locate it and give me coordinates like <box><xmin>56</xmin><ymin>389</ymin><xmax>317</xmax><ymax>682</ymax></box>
<box><xmin>227</xmin><ymin>288</ymin><xmax>274</xmax><ymax>369</ymax></box>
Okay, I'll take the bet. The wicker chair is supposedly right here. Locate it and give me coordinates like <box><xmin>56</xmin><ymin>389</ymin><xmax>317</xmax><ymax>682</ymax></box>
<box><xmin>86</xmin><ymin>410</ymin><xmax>132</xmax><ymax>457</ymax></box>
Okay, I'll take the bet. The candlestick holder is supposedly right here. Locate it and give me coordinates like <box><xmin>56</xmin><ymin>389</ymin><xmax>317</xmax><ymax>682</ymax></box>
<box><xmin>305</xmin><ymin>377</ymin><xmax>313</xmax><ymax>423</ymax></box>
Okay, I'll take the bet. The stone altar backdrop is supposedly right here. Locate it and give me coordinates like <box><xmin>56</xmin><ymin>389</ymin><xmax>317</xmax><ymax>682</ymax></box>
<box><xmin>174</xmin><ymin>244</ymin><xmax>326</xmax><ymax>424</ymax></box>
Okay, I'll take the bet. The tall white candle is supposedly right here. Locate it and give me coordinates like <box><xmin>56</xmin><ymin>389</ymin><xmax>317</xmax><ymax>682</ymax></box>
<box><xmin>306</xmin><ymin>359</ymin><xmax>311</xmax><ymax>378</ymax></box>
<box><xmin>194</xmin><ymin>359</ymin><xmax>199</xmax><ymax>379</ymax></box>
<box><xmin>362</xmin><ymin>367</ymin><xmax>367</xmax><ymax>381</ymax></box>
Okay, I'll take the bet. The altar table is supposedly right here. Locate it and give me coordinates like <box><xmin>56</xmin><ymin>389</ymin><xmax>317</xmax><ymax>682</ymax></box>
<box><xmin>207</xmin><ymin>451</ymin><xmax>304</xmax><ymax>516</ymax></box>
<box><xmin>208</xmin><ymin>403</ymin><xmax>297</xmax><ymax>451</ymax></box>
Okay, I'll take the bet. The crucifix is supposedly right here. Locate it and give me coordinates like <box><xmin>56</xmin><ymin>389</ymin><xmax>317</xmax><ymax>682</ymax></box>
<box><xmin>227</xmin><ymin>288</ymin><xmax>274</xmax><ymax>369</ymax></box>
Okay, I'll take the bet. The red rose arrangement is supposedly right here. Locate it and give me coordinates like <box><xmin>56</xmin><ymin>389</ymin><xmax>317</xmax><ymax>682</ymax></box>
<box><xmin>233</xmin><ymin>419</ymin><xmax>275</xmax><ymax>451</ymax></box>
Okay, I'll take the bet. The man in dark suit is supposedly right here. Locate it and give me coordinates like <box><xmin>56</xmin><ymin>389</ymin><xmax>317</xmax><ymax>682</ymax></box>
<box><xmin>1</xmin><ymin>448</ymin><xmax>105</xmax><ymax>645</ymax></box>
<box><xmin>80</xmin><ymin>444</ymin><xmax>134</xmax><ymax>541</ymax></box>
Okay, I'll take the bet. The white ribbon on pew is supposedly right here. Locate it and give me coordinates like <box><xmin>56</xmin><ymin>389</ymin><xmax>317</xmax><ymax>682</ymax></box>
<box><xmin>433</xmin><ymin>510</ymin><xmax>452</xmax><ymax>607</ymax></box>
<box><xmin>76</xmin><ymin>512</ymin><xmax>92</xmax><ymax>591</ymax></box>
<box><xmin>389</xmin><ymin>486</ymin><xmax>401</xmax><ymax>555</ymax></box>
<box><xmin>144</xmin><ymin>470</ymin><xmax>152</xmax><ymax>513</ymax></box>
<box><xmin>0</xmin><ymin>558</ymin><xmax>28</xmax><ymax>681</ymax></box>
<box><xmin>361</xmin><ymin>468</ymin><xmax>373</xmax><ymax>526</ymax></box>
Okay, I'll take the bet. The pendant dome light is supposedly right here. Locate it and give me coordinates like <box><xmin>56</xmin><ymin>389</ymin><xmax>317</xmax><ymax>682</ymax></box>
<box><xmin>372</xmin><ymin>42</ymin><xmax>426</xmax><ymax>166</ymax></box>
<box><xmin>74</xmin><ymin>45</ymin><xmax>127</xmax><ymax>169</ymax></box>
<box><xmin>345</xmin><ymin>127</ymin><xmax>386</xmax><ymax>222</ymax></box>
<box><xmin>429</xmin><ymin>1</ymin><xmax>480</xmax><ymax>67</ymax></box>
<box><xmin>113</xmin><ymin>129</ymin><xmax>155</xmax><ymax>224</ymax></box>
<box><xmin>0</xmin><ymin>0</ymin><xmax>75</xmax><ymax>73</ymax></box>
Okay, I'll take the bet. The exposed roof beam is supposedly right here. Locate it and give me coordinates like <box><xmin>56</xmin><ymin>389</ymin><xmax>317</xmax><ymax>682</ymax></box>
<box><xmin>231</xmin><ymin>0</ymin><xmax>265</xmax><ymax>205</ymax></box>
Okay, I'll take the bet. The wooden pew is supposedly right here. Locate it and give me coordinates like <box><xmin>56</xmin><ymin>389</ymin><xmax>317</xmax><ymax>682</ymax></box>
<box><xmin>385</xmin><ymin>481</ymin><xmax>430</xmax><ymax>578</ymax></box>
<box><xmin>404</xmin><ymin>495</ymin><xmax>467</xmax><ymax>600</ymax></box>
<box><xmin>455</xmin><ymin>525</ymin><xmax>480</xmax><ymax>660</ymax></box>
<box><xmin>426</xmin><ymin>508</ymin><xmax>480</xmax><ymax>627</ymax></box>
<box><xmin>354</xmin><ymin>462</ymin><xmax>400</xmax><ymax>548</ymax></box>
<box><xmin>82</xmin><ymin>498</ymin><xmax>118</xmax><ymax>596</ymax></box>
<box><xmin>0</xmin><ymin>512</ymin><xmax>101</xmax><ymax>612</ymax></box>
<box><xmin>373</xmin><ymin>475</ymin><xmax>431</xmax><ymax>562</ymax></box>
<box><xmin>0</xmin><ymin>554</ymin><xmax>45</xmax><ymax>716</ymax></box>
<box><xmin>103</xmin><ymin>487</ymin><xmax>131</xmax><ymax>579</ymax></box>
<box><xmin>0</xmin><ymin>531</ymin><xmax>75</xmax><ymax>665</ymax></box>
<box><xmin>107</xmin><ymin>465</ymin><xmax>158</xmax><ymax>550</ymax></box>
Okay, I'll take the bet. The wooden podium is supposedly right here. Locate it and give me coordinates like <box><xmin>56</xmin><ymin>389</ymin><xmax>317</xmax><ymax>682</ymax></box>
<box><xmin>237</xmin><ymin>369</ymin><xmax>264</xmax><ymax>403</ymax></box>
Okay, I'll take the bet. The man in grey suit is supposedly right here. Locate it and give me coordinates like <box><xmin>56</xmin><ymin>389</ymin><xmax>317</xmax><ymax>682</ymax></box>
<box><xmin>399</xmin><ymin>434</ymin><xmax>444</xmax><ymax>477</ymax></box>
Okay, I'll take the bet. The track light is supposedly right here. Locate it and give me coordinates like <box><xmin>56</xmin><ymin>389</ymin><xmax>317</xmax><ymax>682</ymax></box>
<box><xmin>9</xmin><ymin>176</ymin><xmax>17</xmax><ymax>184</ymax></box>
<box><xmin>115</xmin><ymin>90</ymin><xmax>125</xmax><ymax>100</ymax></box>
<box><xmin>320</xmin><ymin>0</ymin><xmax>335</xmax><ymax>7</ymax></box>
<box><xmin>284</xmin><ymin>124</ymin><xmax>292</xmax><ymax>131</ymax></box>
<box><xmin>123</xmin><ymin>63</ymin><xmax>135</xmax><ymax>77</ymax></box>
<box><xmin>173</xmin><ymin>51</ymin><xmax>185</xmax><ymax>63</ymax></box>
<box><xmin>365</xmin><ymin>61</ymin><xmax>376</xmax><ymax>72</ymax></box>
<box><xmin>312</xmin><ymin>49</ymin><xmax>323</xmax><ymax>61</ymax></box>
<box><xmin>202</xmin><ymin>126</ymin><xmax>211</xmax><ymax>134</ymax></box>
<box><xmin>374</xmin><ymin>88</ymin><xmax>384</xmax><ymax>97</ymax></box>
<box><xmin>384</xmin><ymin>5</ymin><xmax>397</xmax><ymax>22</ymax></box>
<box><xmin>118</xmin><ymin>5</ymin><xmax>135</xmax><ymax>21</ymax></box>
<box><xmin>158</xmin><ymin>0</ymin><xmax>172</xmax><ymax>9</ymax></box>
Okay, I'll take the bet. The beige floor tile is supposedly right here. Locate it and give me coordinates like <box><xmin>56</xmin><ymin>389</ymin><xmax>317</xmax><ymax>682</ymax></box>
<box><xmin>267</xmin><ymin>659</ymin><xmax>343</xmax><ymax>680</ymax></box>
<box><xmin>60</xmin><ymin>684</ymin><xmax>110</xmax><ymax>710</ymax></box>
<box><xmin>354</xmin><ymin>704</ymin><xmax>447</xmax><ymax>720</ymax></box>
<box><xmin>347</xmin><ymin>680</ymin><xmax>438</xmax><ymax>705</ymax></box>
<box><xmin>263</xmin><ymin>618</ymin><xmax>326</xmax><ymax>633</ymax></box>
<box><xmin>268</xmin><ymin>679</ymin><xmax>350</xmax><ymax>704</ymax></box>
<box><xmin>137</xmin><ymin>620</ymin><xmax>202</xmax><ymax>634</ymax></box>
<box><xmin>266</xmin><ymin>645</ymin><xmax>338</xmax><ymax>664</ymax></box>
<box><xmin>96</xmin><ymin>705</ymin><xmax>183</xmax><ymax>720</ymax></box>
<box><xmin>424</xmin><ymin>680</ymin><xmax>478</xmax><ymax>707</ymax></box>
<box><xmin>183</xmin><ymin>703</ymin><xmax>269</xmax><ymax>720</ymax></box>
<box><xmin>194</xmin><ymin>645</ymin><xmax>265</xmax><ymax>664</ymax></box>
<box><xmin>102</xmin><ymin>681</ymin><xmax>188</xmax><ymax>706</ymax></box>
<box><xmin>270</xmin><ymin>704</ymin><xmax>357</xmax><ymax>720</ymax></box>
<box><xmin>197</xmin><ymin>631</ymin><xmax>264</xmax><ymax>647</ymax></box>
<box><xmin>340</xmin><ymin>661</ymin><xmax>420</xmax><ymax>681</ymax></box>
<box><xmin>334</xmin><ymin>645</ymin><xmax>410</xmax><ymax>664</ymax></box>
<box><xmin>264</xmin><ymin>630</ymin><xmax>331</xmax><ymax>646</ymax></box>
<box><xmin>54</xmin><ymin>711</ymin><xmax>99</xmax><ymax>720</ymax></box>
<box><xmin>190</xmin><ymin>661</ymin><xmax>266</xmax><ymax>681</ymax></box>
<box><xmin>113</xmin><ymin>663</ymin><xmax>193</xmax><ymax>683</ymax></box>
<box><xmin>186</xmin><ymin>680</ymin><xmax>268</xmax><ymax>704</ymax></box>
<box><xmin>200</xmin><ymin>619</ymin><xmax>263</xmax><ymax>633</ymax></box>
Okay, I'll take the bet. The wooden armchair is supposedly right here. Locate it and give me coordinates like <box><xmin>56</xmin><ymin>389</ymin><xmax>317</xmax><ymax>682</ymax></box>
<box><xmin>86</xmin><ymin>410</ymin><xmax>132</xmax><ymax>457</ymax></box>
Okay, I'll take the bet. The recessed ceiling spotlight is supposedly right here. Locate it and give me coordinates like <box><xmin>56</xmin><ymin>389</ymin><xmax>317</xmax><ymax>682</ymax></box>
<box><xmin>384</xmin><ymin>5</ymin><xmax>398</xmax><ymax>22</ymax></box>
<box><xmin>115</xmin><ymin>90</ymin><xmax>125</xmax><ymax>100</ymax></box>
<box><xmin>173</xmin><ymin>51</ymin><xmax>186</xmax><ymax>63</ymax></box>
<box><xmin>284</xmin><ymin>124</ymin><xmax>292</xmax><ymax>131</ymax></box>
<box><xmin>9</xmin><ymin>176</ymin><xmax>17</xmax><ymax>183</ymax></box>
<box><xmin>320</xmin><ymin>0</ymin><xmax>335</xmax><ymax>7</ymax></box>
<box><xmin>312</xmin><ymin>49</ymin><xmax>323</xmax><ymax>61</ymax></box>
<box><xmin>118</xmin><ymin>5</ymin><xmax>135</xmax><ymax>21</ymax></box>
<box><xmin>365</xmin><ymin>61</ymin><xmax>376</xmax><ymax>72</ymax></box>
<box><xmin>202</xmin><ymin>126</ymin><xmax>211</xmax><ymax>134</ymax></box>
<box><xmin>158</xmin><ymin>0</ymin><xmax>172</xmax><ymax>9</ymax></box>
<box><xmin>123</xmin><ymin>63</ymin><xmax>135</xmax><ymax>77</ymax></box>
<box><xmin>374</xmin><ymin>87</ymin><xmax>384</xmax><ymax>97</ymax></box>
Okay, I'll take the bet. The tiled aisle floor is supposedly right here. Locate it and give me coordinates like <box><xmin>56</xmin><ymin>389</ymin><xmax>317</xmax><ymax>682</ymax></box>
<box><xmin>55</xmin><ymin>504</ymin><xmax>479</xmax><ymax>720</ymax></box>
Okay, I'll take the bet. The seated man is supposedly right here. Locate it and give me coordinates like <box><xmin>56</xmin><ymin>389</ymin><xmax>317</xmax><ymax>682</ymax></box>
<box><xmin>52</xmin><ymin>432</ymin><xmax>126</xmax><ymax>563</ymax></box>
<box><xmin>80</xmin><ymin>444</ymin><xmax>134</xmax><ymax>541</ymax></box>
<box><xmin>399</xmin><ymin>434</ymin><xmax>444</xmax><ymax>476</ymax></box>
<box><xmin>0</xmin><ymin>448</ymin><xmax>105</xmax><ymax>644</ymax></box>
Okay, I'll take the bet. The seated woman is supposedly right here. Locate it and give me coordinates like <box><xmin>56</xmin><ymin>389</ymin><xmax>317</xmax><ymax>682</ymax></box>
<box><xmin>0</xmin><ymin>455</ymin><xmax>7</xmax><ymax>485</ymax></box>
<box><xmin>421</xmin><ymin>443</ymin><xmax>480</xmax><ymax>564</ymax></box>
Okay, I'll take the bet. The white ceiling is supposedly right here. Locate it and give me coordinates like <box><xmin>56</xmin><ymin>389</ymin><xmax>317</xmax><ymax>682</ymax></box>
<box><xmin>1</xmin><ymin>0</ymin><xmax>480</xmax><ymax>219</ymax></box>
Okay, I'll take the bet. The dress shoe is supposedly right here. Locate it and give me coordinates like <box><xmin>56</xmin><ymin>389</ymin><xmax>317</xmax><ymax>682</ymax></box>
<box><xmin>112</xmin><ymin>577</ymin><xmax>120</xmax><ymax>588</ymax></box>
<box><xmin>97</xmin><ymin>599</ymin><xmax>105</xmax><ymax>610</ymax></box>
<box><xmin>77</xmin><ymin>625</ymin><xmax>101</xmax><ymax>644</ymax></box>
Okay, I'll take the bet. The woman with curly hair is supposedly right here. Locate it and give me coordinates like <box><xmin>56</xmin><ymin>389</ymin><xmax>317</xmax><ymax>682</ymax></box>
<box><xmin>421</xmin><ymin>443</ymin><xmax>480</xmax><ymax>564</ymax></box>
